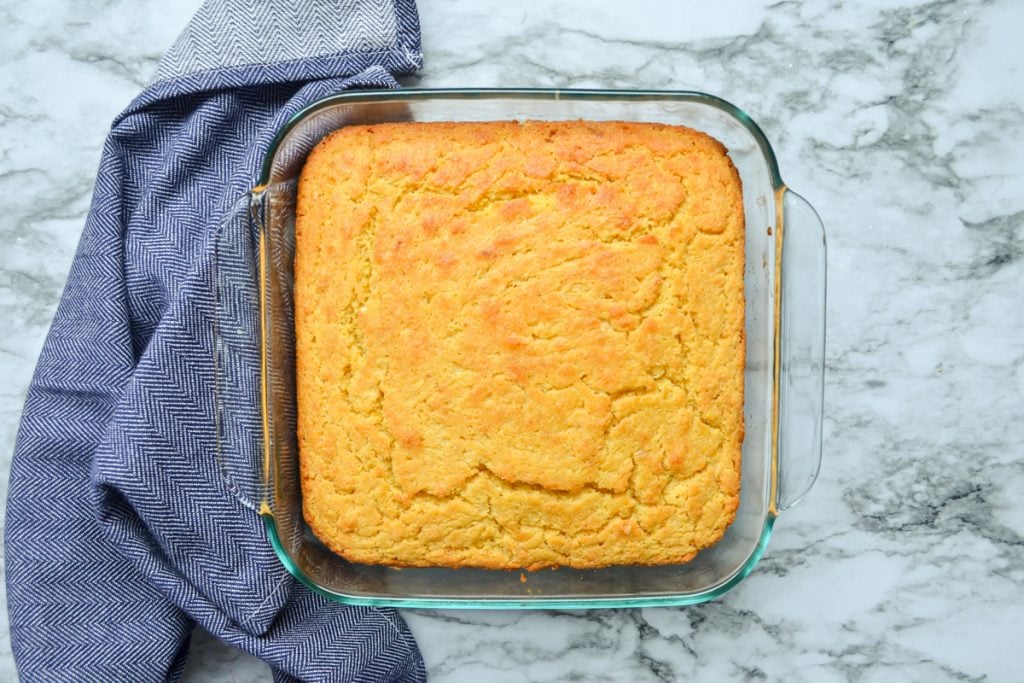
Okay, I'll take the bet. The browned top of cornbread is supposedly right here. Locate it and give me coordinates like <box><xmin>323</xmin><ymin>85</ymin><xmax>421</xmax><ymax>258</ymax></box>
<box><xmin>294</xmin><ymin>120</ymin><xmax>745</xmax><ymax>570</ymax></box>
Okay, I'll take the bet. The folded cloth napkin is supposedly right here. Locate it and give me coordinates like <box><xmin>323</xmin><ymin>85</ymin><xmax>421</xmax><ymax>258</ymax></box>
<box><xmin>4</xmin><ymin>1</ymin><xmax>425</xmax><ymax>680</ymax></box>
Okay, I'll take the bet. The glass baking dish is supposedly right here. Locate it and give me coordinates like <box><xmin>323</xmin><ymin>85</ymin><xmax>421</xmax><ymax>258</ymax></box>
<box><xmin>217</xmin><ymin>88</ymin><xmax>825</xmax><ymax>609</ymax></box>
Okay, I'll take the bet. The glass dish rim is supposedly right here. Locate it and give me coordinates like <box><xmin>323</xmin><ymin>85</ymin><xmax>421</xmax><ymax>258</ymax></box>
<box><xmin>257</xmin><ymin>87</ymin><xmax>789</xmax><ymax>609</ymax></box>
<box><xmin>264</xmin><ymin>516</ymin><xmax>776</xmax><ymax>609</ymax></box>
<box><xmin>257</xmin><ymin>87</ymin><xmax>786</xmax><ymax>190</ymax></box>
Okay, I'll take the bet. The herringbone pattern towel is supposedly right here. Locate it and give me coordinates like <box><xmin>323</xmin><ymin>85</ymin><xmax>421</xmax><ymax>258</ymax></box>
<box><xmin>4</xmin><ymin>1</ymin><xmax>424</xmax><ymax>681</ymax></box>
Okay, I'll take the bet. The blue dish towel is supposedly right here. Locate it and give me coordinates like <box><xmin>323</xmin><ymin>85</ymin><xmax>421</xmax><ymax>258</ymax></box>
<box><xmin>4</xmin><ymin>1</ymin><xmax>425</xmax><ymax>681</ymax></box>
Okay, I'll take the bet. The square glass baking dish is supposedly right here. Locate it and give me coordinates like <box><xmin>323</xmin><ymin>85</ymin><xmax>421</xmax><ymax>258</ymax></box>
<box><xmin>216</xmin><ymin>88</ymin><xmax>826</xmax><ymax>609</ymax></box>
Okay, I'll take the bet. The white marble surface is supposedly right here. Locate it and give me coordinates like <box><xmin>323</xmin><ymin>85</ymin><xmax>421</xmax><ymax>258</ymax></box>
<box><xmin>2</xmin><ymin>0</ymin><xmax>1023</xmax><ymax>680</ymax></box>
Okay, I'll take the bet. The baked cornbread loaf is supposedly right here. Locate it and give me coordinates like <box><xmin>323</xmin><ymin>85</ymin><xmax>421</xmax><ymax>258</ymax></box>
<box><xmin>294</xmin><ymin>120</ymin><xmax>745</xmax><ymax>570</ymax></box>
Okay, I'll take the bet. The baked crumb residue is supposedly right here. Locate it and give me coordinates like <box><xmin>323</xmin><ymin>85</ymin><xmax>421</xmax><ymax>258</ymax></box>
<box><xmin>294</xmin><ymin>120</ymin><xmax>745</xmax><ymax>570</ymax></box>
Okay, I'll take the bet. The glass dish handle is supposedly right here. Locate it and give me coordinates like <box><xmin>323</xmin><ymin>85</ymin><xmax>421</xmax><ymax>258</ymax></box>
<box><xmin>776</xmin><ymin>189</ymin><xmax>826</xmax><ymax>512</ymax></box>
<box><xmin>212</xmin><ymin>190</ymin><xmax>266</xmax><ymax>512</ymax></box>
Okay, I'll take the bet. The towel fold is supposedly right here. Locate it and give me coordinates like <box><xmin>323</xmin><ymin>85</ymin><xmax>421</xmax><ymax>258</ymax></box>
<box><xmin>4</xmin><ymin>1</ymin><xmax>425</xmax><ymax>680</ymax></box>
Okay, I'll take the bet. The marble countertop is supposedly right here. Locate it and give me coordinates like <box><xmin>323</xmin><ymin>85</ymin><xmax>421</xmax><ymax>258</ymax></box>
<box><xmin>2</xmin><ymin>0</ymin><xmax>1022</xmax><ymax>680</ymax></box>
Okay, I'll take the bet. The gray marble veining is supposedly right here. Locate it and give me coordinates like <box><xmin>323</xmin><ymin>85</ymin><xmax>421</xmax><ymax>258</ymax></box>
<box><xmin>2</xmin><ymin>0</ymin><xmax>1022</xmax><ymax>680</ymax></box>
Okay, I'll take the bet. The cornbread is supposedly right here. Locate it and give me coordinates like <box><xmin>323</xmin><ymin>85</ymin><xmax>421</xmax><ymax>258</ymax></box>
<box><xmin>294</xmin><ymin>120</ymin><xmax>745</xmax><ymax>570</ymax></box>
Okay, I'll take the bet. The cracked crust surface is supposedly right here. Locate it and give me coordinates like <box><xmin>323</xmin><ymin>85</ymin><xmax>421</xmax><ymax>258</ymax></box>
<box><xmin>294</xmin><ymin>120</ymin><xmax>745</xmax><ymax>570</ymax></box>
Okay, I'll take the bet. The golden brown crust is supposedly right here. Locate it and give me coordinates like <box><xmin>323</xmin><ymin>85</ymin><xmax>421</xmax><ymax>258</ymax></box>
<box><xmin>294</xmin><ymin>120</ymin><xmax>745</xmax><ymax>570</ymax></box>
